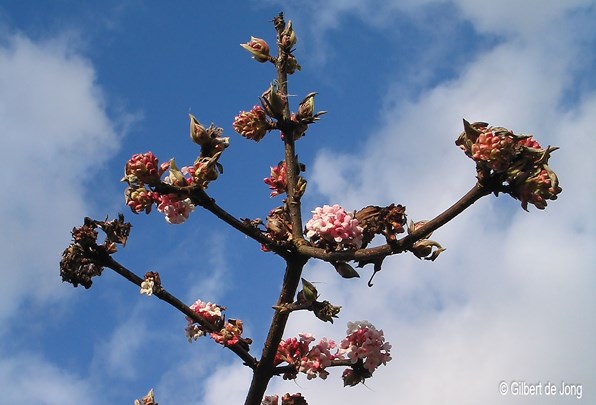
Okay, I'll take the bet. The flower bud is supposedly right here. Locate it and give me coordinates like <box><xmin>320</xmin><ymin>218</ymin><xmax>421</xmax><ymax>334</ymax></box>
<box><xmin>280</xmin><ymin>20</ymin><xmax>297</xmax><ymax>50</ymax></box>
<box><xmin>240</xmin><ymin>36</ymin><xmax>270</xmax><ymax>63</ymax></box>
<box><xmin>286</xmin><ymin>55</ymin><xmax>301</xmax><ymax>75</ymax></box>
<box><xmin>297</xmin><ymin>92</ymin><xmax>316</xmax><ymax>120</ymax></box>
<box><xmin>409</xmin><ymin>239</ymin><xmax>446</xmax><ymax>261</ymax></box>
<box><xmin>260</xmin><ymin>83</ymin><xmax>286</xmax><ymax>119</ymax></box>
<box><xmin>295</xmin><ymin>176</ymin><xmax>307</xmax><ymax>198</ymax></box>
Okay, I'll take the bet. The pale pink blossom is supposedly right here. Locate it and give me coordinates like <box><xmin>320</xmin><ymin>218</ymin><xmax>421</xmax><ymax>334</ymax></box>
<box><xmin>139</xmin><ymin>279</ymin><xmax>154</xmax><ymax>296</ymax></box>
<box><xmin>299</xmin><ymin>338</ymin><xmax>337</xmax><ymax>380</ymax></box>
<box><xmin>156</xmin><ymin>193</ymin><xmax>195</xmax><ymax>224</ymax></box>
<box><xmin>187</xmin><ymin>299</ymin><xmax>223</xmax><ymax>324</ymax></box>
<box><xmin>185</xmin><ymin>299</ymin><xmax>224</xmax><ymax>343</ymax></box>
<box><xmin>339</xmin><ymin>321</ymin><xmax>392</xmax><ymax>373</ymax></box>
<box><xmin>305</xmin><ymin>204</ymin><xmax>363</xmax><ymax>248</ymax></box>
<box><xmin>185</xmin><ymin>324</ymin><xmax>205</xmax><ymax>342</ymax></box>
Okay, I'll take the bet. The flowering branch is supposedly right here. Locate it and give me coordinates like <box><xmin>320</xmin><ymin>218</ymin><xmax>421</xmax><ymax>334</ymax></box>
<box><xmin>59</xmin><ymin>11</ymin><xmax>562</xmax><ymax>405</ymax></box>
<box><xmin>60</xmin><ymin>217</ymin><xmax>258</xmax><ymax>369</ymax></box>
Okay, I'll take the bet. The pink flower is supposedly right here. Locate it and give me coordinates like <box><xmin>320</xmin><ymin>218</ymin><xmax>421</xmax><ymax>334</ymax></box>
<box><xmin>264</xmin><ymin>162</ymin><xmax>287</xmax><ymax>197</ymax></box>
<box><xmin>274</xmin><ymin>333</ymin><xmax>339</xmax><ymax>381</ymax></box>
<box><xmin>305</xmin><ymin>204</ymin><xmax>363</xmax><ymax>248</ymax></box>
<box><xmin>233</xmin><ymin>105</ymin><xmax>269</xmax><ymax>141</ymax></box>
<box><xmin>123</xmin><ymin>152</ymin><xmax>163</xmax><ymax>185</ymax></box>
<box><xmin>185</xmin><ymin>299</ymin><xmax>225</xmax><ymax>342</ymax></box>
<box><xmin>299</xmin><ymin>338</ymin><xmax>337</xmax><ymax>380</ymax></box>
<box><xmin>187</xmin><ymin>299</ymin><xmax>223</xmax><ymax>324</ymax></box>
<box><xmin>274</xmin><ymin>335</ymin><xmax>311</xmax><ymax>367</ymax></box>
<box><xmin>339</xmin><ymin>321</ymin><xmax>392</xmax><ymax>373</ymax></box>
<box><xmin>156</xmin><ymin>193</ymin><xmax>195</xmax><ymax>224</ymax></box>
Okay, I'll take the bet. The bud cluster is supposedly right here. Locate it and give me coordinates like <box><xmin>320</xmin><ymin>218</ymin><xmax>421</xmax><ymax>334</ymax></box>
<box><xmin>305</xmin><ymin>204</ymin><xmax>364</xmax><ymax>250</ymax></box>
<box><xmin>233</xmin><ymin>105</ymin><xmax>271</xmax><ymax>142</ymax></box>
<box><xmin>456</xmin><ymin>120</ymin><xmax>562</xmax><ymax>210</ymax></box>
<box><xmin>121</xmin><ymin>116</ymin><xmax>229</xmax><ymax>224</ymax></box>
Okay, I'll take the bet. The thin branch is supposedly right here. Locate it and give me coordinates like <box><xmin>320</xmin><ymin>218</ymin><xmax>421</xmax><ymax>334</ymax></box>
<box><xmin>155</xmin><ymin>183</ymin><xmax>293</xmax><ymax>259</ymax></box>
<box><xmin>296</xmin><ymin>181</ymin><xmax>491</xmax><ymax>263</ymax></box>
<box><xmin>97</xmin><ymin>250</ymin><xmax>258</xmax><ymax>369</ymax></box>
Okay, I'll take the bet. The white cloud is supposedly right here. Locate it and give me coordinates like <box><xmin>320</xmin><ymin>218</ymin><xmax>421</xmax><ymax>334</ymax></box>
<box><xmin>0</xmin><ymin>351</ymin><xmax>98</xmax><ymax>405</ymax></box>
<box><xmin>0</xmin><ymin>31</ymin><xmax>122</xmax><ymax>325</ymax></box>
<box><xmin>0</xmin><ymin>27</ymin><xmax>127</xmax><ymax>404</ymax></box>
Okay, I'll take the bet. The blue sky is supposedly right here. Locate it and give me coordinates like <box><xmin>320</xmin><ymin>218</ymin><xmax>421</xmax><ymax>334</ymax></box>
<box><xmin>1</xmin><ymin>1</ymin><xmax>595</xmax><ymax>404</ymax></box>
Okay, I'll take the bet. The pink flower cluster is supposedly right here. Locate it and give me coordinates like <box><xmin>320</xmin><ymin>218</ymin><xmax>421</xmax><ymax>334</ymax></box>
<box><xmin>457</xmin><ymin>122</ymin><xmax>562</xmax><ymax>210</ymax></box>
<box><xmin>339</xmin><ymin>321</ymin><xmax>392</xmax><ymax>374</ymax></box>
<box><xmin>305</xmin><ymin>204</ymin><xmax>363</xmax><ymax>248</ymax></box>
<box><xmin>185</xmin><ymin>299</ymin><xmax>224</xmax><ymax>342</ymax></box>
<box><xmin>274</xmin><ymin>321</ymin><xmax>391</xmax><ymax>384</ymax></box>
<box><xmin>156</xmin><ymin>193</ymin><xmax>195</xmax><ymax>224</ymax></box>
<box><xmin>274</xmin><ymin>333</ymin><xmax>338</xmax><ymax>380</ymax></box>
<box><xmin>233</xmin><ymin>105</ymin><xmax>269</xmax><ymax>142</ymax></box>
<box><xmin>264</xmin><ymin>162</ymin><xmax>288</xmax><ymax>197</ymax></box>
<box><xmin>122</xmin><ymin>153</ymin><xmax>198</xmax><ymax>224</ymax></box>
<box><xmin>187</xmin><ymin>299</ymin><xmax>223</xmax><ymax>324</ymax></box>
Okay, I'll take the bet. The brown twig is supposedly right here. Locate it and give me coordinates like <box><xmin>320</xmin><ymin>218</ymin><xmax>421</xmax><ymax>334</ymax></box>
<box><xmin>296</xmin><ymin>181</ymin><xmax>491</xmax><ymax>263</ymax></box>
<box><xmin>97</xmin><ymin>250</ymin><xmax>258</xmax><ymax>369</ymax></box>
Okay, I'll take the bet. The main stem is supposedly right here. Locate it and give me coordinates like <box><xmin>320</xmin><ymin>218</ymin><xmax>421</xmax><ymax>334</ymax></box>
<box><xmin>244</xmin><ymin>259</ymin><xmax>306</xmax><ymax>404</ymax></box>
<box><xmin>245</xmin><ymin>13</ymin><xmax>308</xmax><ymax>404</ymax></box>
